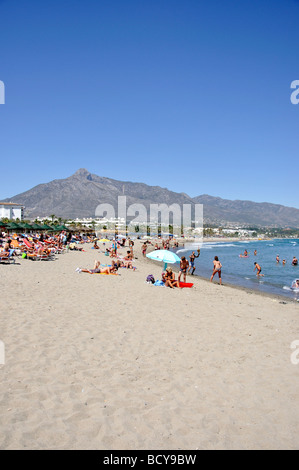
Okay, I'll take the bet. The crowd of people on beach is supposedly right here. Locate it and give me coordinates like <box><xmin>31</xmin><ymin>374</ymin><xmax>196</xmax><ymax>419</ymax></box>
<box><xmin>0</xmin><ymin>229</ymin><xmax>81</xmax><ymax>261</ymax></box>
<box><xmin>1</xmin><ymin>228</ymin><xmax>298</xmax><ymax>292</ymax></box>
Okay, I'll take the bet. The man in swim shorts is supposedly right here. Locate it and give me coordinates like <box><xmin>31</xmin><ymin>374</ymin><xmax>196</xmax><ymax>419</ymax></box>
<box><xmin>188</xmin><ymin>249</ymin><xmax>200</xmax><ymax>275</ymax></box>
<box><xmin>254</xmin><ymin>262</ymin><xmax>263</xmax><ymax>276</ymax></box>
<box><xmin>178</xmin><ymin>256</ymin><xmax>189</xmax><ymax>283</ymax></box>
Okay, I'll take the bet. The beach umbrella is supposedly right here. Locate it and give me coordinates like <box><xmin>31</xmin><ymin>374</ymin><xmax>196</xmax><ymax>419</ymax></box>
<box><xmin>6</xmin><ymin>222</ymin><xmax>22</xmax><ymax>231</ymax></box>
<box><xmin>99</xmin><ymin>238</ymin><xmax>110</xmax><ymax>243</ymax></box>
<box><xmin>30</xmin><ymin>223</ymin><xmax>42</xmax><ymax>229</ymax></box>
<box><xmin>21</xmin><ymin>222</ymin><xmax>34</xmax><ymax>231</ymax></box>
<box><xmin>51</xmin><ymin>225</ymin><xmax>65</xmax><ymax>231</ymax></box>
<box><xmin>146</xmin><ymin>249</ymin><xmax>181</xmax><ymax>271</ymax></box>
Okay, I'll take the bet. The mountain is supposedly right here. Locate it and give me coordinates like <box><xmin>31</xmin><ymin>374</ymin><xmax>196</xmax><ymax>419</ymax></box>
<box><xmin>3</xmin><ymin>169</ymin><xmax>193</xmax><ymax>219</ymax></box>
<box><xmin>193</xmin><ymin>195</ymin><xmax>299</xmax><ymax>227</ymax></box>
<box><xmin>3</xmin><ymin>168</ymin><xmax>299</xmax><ymax>227</ymax></box>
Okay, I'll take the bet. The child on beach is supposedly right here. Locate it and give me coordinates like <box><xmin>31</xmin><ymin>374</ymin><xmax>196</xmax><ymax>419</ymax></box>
<box><xmin>210</xmin><ymin>256</ymin><xmax>222</xmax><ymax>285</ymax></box>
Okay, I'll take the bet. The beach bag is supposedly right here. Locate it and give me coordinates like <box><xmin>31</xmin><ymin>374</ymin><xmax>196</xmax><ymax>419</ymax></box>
<box><xmin>154</xmin><ymin>280</ymin><xmax>164</xmax><ymax>286</ymax></box>
<box><xmin>146</xmin><ymin>274</ymin><xmax>155</xmax><ymax>284</ymax></box>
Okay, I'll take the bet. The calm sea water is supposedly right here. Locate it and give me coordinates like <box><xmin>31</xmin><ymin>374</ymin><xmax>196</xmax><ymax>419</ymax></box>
<box><xmin>174</xmin><ymin>239</ymin><xmax>299</xmax><ymax>300</ymax></box>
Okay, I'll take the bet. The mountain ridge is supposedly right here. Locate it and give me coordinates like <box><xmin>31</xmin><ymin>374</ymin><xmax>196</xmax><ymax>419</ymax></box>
<box><xmin>3</xmin><ymin>168</ymin><xmax>299</xmax><ymax>227</ymax></box>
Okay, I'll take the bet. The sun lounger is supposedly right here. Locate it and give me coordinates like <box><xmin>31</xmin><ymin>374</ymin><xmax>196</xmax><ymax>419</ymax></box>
<box><xmin>0</xmin><ymin>249</ymin><xmax>16</xmax><ymax>264</ymax></box>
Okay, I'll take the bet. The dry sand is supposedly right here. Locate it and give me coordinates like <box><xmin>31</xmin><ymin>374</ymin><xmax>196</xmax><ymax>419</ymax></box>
<box><xmin>0</xmin><ymin>240</ymin><xmax>299</xmax><ymax>450</ymax></box>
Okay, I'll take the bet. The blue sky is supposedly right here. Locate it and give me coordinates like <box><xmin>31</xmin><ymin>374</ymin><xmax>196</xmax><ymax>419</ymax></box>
<box><xmin>0</xmin><ymin>0</ymin><xmax>298</xmax><ymax>207</ymax></box>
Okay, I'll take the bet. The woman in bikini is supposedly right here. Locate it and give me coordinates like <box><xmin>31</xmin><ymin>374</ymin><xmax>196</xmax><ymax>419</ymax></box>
<box><xmin>210</xmin><ymin>256</ymin><xmax>222</xmax><ymax>285</ymax></box>
<box><xmin>163</xmin><ymin>267</ymin><xmax>180</xmax><ymax>288</ymax></box>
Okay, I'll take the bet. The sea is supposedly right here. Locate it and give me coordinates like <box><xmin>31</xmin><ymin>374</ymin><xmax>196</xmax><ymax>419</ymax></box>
<box><xmin>174</xmin><ymin>238</ymin><xmax>299</xmax><ymax>300</ymax></box>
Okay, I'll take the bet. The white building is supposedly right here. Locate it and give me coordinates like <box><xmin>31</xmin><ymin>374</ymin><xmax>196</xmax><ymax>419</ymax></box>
<box><xmin>0</xmin><ymin>202</ymin><xmax>25</xmax><ymax>221</ymax></box>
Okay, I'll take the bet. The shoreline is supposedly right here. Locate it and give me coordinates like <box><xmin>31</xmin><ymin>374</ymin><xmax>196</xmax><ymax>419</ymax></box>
<box><xmin>1</xmin><ymin>239</ymin><xmax>299</xmax><ymax>449</ymax></box>
<box><xmin>145</xmin><ymin>253</ymin><xmax>298</xmax><ymax>304</ymax></box>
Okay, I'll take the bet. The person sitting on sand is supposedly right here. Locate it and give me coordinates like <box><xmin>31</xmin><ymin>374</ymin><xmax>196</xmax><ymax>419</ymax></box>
<box><xmin>162</xmin><ymin>267</ymin><xmax>180</xmax><ymax>288</ymax></box>
<box><xmin>93</xmin><ymin>241</ymin><xmax>99</xmax><ymax>249</ymax></box>
<box><xmin>123</xmin><ymin>250</ymin><xmax>134</xmax><ymax>269</ymax></box>
<box><xmin>210</xmin><ymin>256</ymin><xmax>222</xmax><ymax>285</ymax></box>
<box><xmin>254</xmin><ymin>262</ymin><xmax>264</xmax><ymax>276</ymax></box>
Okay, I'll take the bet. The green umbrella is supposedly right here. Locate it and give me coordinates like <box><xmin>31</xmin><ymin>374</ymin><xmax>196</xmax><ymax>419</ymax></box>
<box><xmin>0</xmin><ymin>220</ymin><xmax>8</xmax><ymax>227</ymax></box>
<box><xmin>31</xmin><ymin>223</ymin><xmax>44</xmax><ymax>230</ymax></box>
<box><xmin>21</xmin><ymin>223</ymin><xmax>33</xmax><ymax>230</ymax></box>
<box><xmin>41</xmin><ymin>224</ymin><xmax>53</xmax><ymax>230</ymax></box>
<box><xmin>50</xmin><ymin>225</ymin><xmax>61</xmax><ymax>231</ymax></box>
<box><xmin>6</xmin><ymin>222</ymin><xmax>23</xmax><ymax>231</ymax></box>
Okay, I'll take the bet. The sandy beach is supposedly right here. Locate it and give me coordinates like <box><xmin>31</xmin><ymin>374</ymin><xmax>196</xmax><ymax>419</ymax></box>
<box><xmin>1</xmin><ymin>240</ymin><xmax>299</xmax><ymax>450</ymax></box>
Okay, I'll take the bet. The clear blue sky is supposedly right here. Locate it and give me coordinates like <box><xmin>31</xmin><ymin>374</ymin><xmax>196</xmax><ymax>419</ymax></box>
<box><xmin>0</xmin><ymin>0</ymin><xmax>298</xmax><ymax>207</ymax></box>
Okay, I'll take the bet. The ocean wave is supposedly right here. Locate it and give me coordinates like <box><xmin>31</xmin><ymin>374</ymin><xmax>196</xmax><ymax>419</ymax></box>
<box><xmin>283</xmin><ymin>286</ymin><xmax>299</xmax><ymax>292</ymax></box>
<box><xmin>201</xmin><ymin>243</ymin><xmax>237</xmax><ymax>249</ymax></box>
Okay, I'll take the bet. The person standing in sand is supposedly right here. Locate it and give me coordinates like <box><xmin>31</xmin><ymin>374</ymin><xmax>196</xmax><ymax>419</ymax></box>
<box><xmin>178</xmin><ymin>256</ymin><xmax>189</xmax><ymax>283</ymax></box>
<box><xmin>142</xmin><ymin>242</ymin><xmax>147</xmax><ymax>257</ymax></box>
<box><xmin>210</xmin><ymin>256</ymin><xmax>222</xmax><ymax>285</ymax></box>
